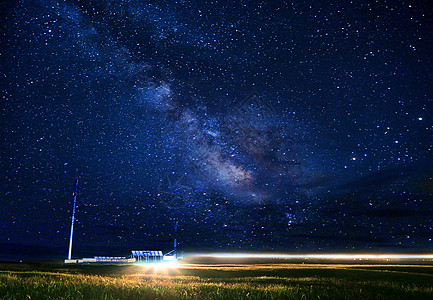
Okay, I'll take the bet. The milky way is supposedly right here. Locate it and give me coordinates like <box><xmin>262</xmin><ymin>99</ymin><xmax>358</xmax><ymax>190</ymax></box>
<box><xmin>1</xmin><ymin>0</ymin><xmax>432</xmax><ymax>258</ymax></box>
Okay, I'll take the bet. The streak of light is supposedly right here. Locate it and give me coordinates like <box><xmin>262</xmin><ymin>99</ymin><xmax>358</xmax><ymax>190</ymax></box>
<box><xmin>186</xmin><ymin>253</ymin><xmax>433</xmax><ymax>259</ymax></box>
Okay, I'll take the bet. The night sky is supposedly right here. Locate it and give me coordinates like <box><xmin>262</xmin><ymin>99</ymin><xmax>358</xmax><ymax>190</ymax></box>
<box><xmin>1</xmin><ymin>0</ymin><xmax>432</xmax><ymax>260</ymax></box>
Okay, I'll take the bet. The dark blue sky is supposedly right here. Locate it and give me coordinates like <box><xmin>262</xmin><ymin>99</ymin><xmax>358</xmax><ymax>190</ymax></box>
<box><xmin>1</xmin><ymin>0</ymin><xmax>432</xmax><ymax>260</ymax></box>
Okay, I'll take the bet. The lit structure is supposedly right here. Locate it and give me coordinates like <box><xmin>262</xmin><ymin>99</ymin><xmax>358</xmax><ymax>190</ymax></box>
<box><xmin>131</xmin><ymin>250</ymin><xmax>163</xmax><ymax>262</ymax></box>
<box><xmin>67</xmin><ymin>256</ymin><xmax>135</xmax><ymax>263</ymax></box>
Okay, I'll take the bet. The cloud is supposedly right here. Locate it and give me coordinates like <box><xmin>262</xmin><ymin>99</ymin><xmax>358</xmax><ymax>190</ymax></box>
<box><xmin>336</xmin><ymin>162</ymin><xmax>431</xmax><ymax>195</ymax></box>
<box><xmin>361</xmin><ymin>208</ymin><xmax>433</xmax><ymax>218</ymax></box>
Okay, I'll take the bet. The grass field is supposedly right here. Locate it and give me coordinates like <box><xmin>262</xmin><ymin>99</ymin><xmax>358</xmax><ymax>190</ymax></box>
<box><xmin>1</xmin><ymin>261</ymin><xmax>433</xmax><ymax>299</ymax></box>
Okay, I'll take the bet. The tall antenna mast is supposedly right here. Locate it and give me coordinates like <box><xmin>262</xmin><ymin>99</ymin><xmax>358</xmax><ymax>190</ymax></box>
<box><xmin>173</xmin><ymin>217</ymin><xmax>178</xmax><ymax>257</ymax></box>
<box><xmin>67</xmin><ymin>178</ymin><xmax>79</xmax><ymax>260</ymax></box>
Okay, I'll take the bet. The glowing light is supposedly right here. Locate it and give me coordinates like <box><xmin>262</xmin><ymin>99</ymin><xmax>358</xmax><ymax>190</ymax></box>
<box><xmin>135</xmin><ymin>261</ymin><xmax>178</xmax><ymax>268</ymax></box>
<box><xmin>131</xmin><ymin>261</ymin><xmax>179</xmax><ymax>275</ymax></box>
<box><xmin>187</xmin><ymin>253</ymin><xmax>433</xmax><ymax>260</ymax></box>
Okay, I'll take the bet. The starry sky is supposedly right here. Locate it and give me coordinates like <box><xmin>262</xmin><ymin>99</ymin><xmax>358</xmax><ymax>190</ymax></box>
<box><xmin>1</xmin><ymin>0</ymin><xmax>432</xmax><ymax>260</ymax></box>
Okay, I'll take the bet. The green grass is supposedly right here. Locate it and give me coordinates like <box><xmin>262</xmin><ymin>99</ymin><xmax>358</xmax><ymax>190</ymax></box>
<box><xmin>1</xmin><ymin>262</ymin><xmax>432</xmax><ymax>299</ymax></box>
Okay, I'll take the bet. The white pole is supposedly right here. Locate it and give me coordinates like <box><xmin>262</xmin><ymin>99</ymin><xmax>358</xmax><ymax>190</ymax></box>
<box><xmin>67</xmin><ymin>178</ymin><xmax>79</xmax><ymax>260</ymax></box>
